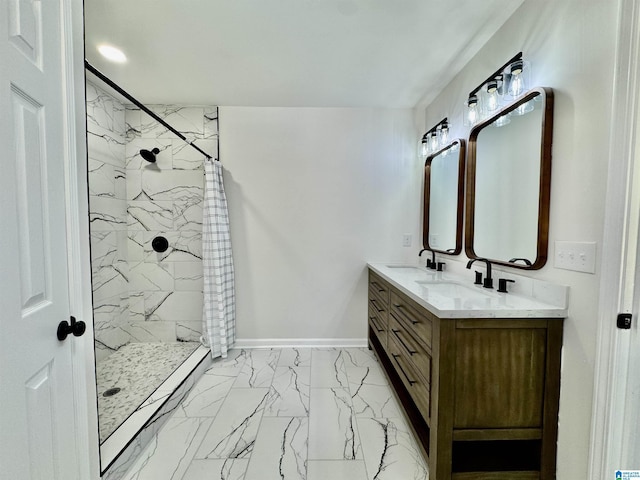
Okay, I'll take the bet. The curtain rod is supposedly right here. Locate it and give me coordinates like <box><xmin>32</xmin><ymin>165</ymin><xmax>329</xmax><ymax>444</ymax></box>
<box><xmin>84</xmin><ymin>60</ymin><xmax>216</xmax><ymax>161</ymax></box>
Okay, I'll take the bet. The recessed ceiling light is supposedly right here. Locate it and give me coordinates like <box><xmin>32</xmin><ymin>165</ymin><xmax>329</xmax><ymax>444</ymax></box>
<box><xmin>97</xmin><ymin>44</ymin><xmax>127</xmax><ymax>63</ymax></box>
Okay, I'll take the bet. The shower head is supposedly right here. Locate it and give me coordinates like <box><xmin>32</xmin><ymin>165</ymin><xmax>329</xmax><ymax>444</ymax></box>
<box><xmin>140</xmin><ymin>147</ymin><xmax>160</xmax><ymax>163</ymax></box>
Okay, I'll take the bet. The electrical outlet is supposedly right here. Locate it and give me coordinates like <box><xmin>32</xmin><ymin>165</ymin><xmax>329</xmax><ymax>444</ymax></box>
<box><xmin>402</xmin><ymin>234</ymin><xmax>412</xmax><ymax>247</ymax></box>
<box><xmin>554</xmin><ymin>241</ymin><xmax>596</xmax><ymax>273</ymax></box>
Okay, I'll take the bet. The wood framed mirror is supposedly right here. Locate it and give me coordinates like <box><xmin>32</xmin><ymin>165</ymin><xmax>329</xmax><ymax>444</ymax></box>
<box><xmin>424</xmin><ymin>139</ymin><xmax>466</xmax><ymax>255</ymax></box>
<box><xmin>465</xmin><ymin>87</ymin><xmax>554</xmax><ymax>269</ymax></box>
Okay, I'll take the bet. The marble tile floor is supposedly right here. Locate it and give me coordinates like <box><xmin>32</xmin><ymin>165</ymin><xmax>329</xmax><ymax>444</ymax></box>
<box><xmin>119</xmin><ymin>347</ymin><xmax>428</xmax><ymax>480</ymax></box>
<box><xmin>97</xmin><ymin>342</ymin><xmax>200</xmax><ymax>441</ymax></box>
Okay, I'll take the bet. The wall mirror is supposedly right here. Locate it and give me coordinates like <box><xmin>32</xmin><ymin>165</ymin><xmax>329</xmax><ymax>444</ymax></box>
<box><xmin>465</xmin><ymin>87</ymin><xmax>554</xmax><ymax>269</ymax></box>
<box><xmin>424</xmin><ymin>139</ymin><xmax>466</xmax><ymax>255</ymax></box>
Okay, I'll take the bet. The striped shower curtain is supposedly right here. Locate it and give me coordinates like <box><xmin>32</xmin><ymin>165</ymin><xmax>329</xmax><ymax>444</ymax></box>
<box><xmin>201</xmin><ymin>160</ymin><xmax>236</xmax><ymax>359</ymax></box>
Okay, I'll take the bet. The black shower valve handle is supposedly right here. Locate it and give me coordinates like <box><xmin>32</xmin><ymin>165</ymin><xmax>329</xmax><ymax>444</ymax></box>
<box><xmin>152</xmin><ymin>236</ymin><xmax>169</xmax><ymax>253</ymax></box>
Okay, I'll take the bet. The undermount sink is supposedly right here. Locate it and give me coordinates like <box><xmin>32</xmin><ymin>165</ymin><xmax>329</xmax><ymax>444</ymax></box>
<box><xmin>385</xmin><ymin>265</ymin><xmax>424</xmax><ymax>272</ymax></box>
<box><xmin>415</xmin><ymin>280</ymin><xmax>495</xmax><ymax>301</ymax></box>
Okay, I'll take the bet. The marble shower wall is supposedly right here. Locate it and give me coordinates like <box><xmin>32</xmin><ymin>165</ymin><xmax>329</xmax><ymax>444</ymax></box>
<box><xmin>87</xmin><ymin>82</ymin><xmax>129</xmax><ymax>363</ymax></box>
<box><xmin>87</xmin><ymin>81</ymin><xmax>219</xmax><ymax>363</ymax></box>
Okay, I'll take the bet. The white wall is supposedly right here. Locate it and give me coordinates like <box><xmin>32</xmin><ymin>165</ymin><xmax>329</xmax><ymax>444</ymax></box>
<box><xmin>416</xmin><ymin>1</ymin><xmax>617</xmax><ymax>477</ymax></box>
<box><xmin>220</xmin><ymin>107</ymin><xmax>418</xmax><ymax>344</ymax></box>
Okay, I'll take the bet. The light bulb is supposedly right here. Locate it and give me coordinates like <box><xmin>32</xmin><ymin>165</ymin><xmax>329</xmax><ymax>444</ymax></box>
<box><xmin>467</xmin><ymin>95</ymin><xmax>479</xmax><ymax>125</ymax></box>
<box><xmin>429</xmin><ymin>131</ymin><xmax>438</xmax><ymax>152</ymax></box>
<box><xmin>421</xmin><ymin>139</ymin><xmax>429</xmax><ymax>157</ymax></box>
<box><xmin>439</xmin><ymin>123</ymin><xmax>449</xmax><ymax>147</ymax></box>
<box><xmin>508</xmin><ymin>60</ymin><xmax>525</xmax><ymax>98</ymax></box>
<box><xmin>486</xmin><ymin>80</ymin><xmax>500</xmax><ymax>113</ymax></box>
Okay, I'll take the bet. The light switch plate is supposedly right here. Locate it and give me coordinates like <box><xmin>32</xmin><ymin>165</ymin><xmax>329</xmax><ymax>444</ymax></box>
<box><xmin>402</xmin><ymin>234</ymin><xmax>412</xmax><ymax>247</ymax></box>
<box><xmin>554</xmin><ymin>241</ymin><xmax>597</xmax><ymax>273</ymax></box>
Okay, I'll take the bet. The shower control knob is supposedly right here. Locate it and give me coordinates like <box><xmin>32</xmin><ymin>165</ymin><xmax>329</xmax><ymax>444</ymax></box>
<box><xmin>152</xmin><ymin>236</ymin><xmax>169</xmax><ymax>253</ymax></box>
<box><xmin>57</xmin><ymin>316</ymin><xmax>86</xmax><ymax>341</ymax></box>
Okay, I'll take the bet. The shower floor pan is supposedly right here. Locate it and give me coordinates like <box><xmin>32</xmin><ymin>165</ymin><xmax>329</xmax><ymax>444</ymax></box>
<box><xmin>99</xmin><ymin>342</ymin><xmax>211</xmax><ymax>474</ymax></box>
<box><xmin>97</xmin><ymin>342</ymin><xmax>199</xmax><ymax>442</ymax></box>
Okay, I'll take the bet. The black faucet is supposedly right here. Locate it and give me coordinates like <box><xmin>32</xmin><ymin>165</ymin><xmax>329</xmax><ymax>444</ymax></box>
<box><xmin>419</xmin><ymin>248</ymin><xmax>437</xmax><ymax>270</ymax></box>
<box><xmin>466</xmin><ymin>258</ymin><xmax>494</xmax><ymax>289</ymax></box>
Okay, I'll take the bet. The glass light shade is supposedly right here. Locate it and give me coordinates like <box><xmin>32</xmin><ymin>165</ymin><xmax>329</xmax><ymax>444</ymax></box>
<box><xmin>505</xmin><ymin>60</ymin><xmax>531</xmax><ymax>100</ymax></box>
<box><xmin>421</xmin><ymin>138</ymin><xmax>429</xmax><ymax>157</ymax></box>
<box><xmin>514</xmin><ymin>99</ymin><xmax>535</xmax><ymax>116</ymax></box>
<box><xmin>439</xmin><ymin>123</ymin><xmax>449</xmax><ymax>147</ymax></box>
<box><xmin>493</xmin><ymin>112</ymin><xmax>511</xmax><ymax>127</ymax></box>
<box><xmin>484</xmin><ymin>80</ymin><xmax>501</xmax><ymax>115</ymax></box>
<box><xmin>429</xmin><ymin>131</ymin><xmax>439</xmax><ymax>152</ymax></box>
<box><xmin>464</xmin><ymin>95</ymin><xmax>480</xmax><ymax>126</ymax></box>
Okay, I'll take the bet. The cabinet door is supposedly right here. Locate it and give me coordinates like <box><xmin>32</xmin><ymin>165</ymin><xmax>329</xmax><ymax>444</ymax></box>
<box><xmin>453</xmin><ymin>324</ymin><xmax>546</xmax><ymax>429</ymax></box>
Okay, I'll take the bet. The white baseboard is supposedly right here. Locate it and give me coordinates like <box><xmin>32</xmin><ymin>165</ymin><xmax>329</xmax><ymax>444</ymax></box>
<box><xmin>233</xmin><ymin>338</ymin><xmax>368</xmax><ymax>349</ymax></box>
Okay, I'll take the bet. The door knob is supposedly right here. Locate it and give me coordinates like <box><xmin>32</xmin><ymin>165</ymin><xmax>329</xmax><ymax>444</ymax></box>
<box><xmin>57</xmin><ymin>316</ymin><xmax>86</xmax><ymax>341</ymax></box>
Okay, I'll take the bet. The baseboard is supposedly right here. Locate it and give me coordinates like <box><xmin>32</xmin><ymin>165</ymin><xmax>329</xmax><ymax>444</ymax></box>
<box><xmin>233</xmin><ymin>338</ymin><xmax>368</xmax><ymax>349</ymax></box>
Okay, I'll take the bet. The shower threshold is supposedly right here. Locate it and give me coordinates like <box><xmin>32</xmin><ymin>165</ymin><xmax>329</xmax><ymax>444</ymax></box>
<box><xmin>100</xmin><ymin>343</ymin><xmax>210</xmax><ymax>472</ymax></box>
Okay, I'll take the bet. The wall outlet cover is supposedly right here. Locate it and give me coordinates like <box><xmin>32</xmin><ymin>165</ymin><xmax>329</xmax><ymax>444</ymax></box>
<box><xmin>554</xmin><ymin>241</ymin><xmax>597</xmax><ymax>274</ymax></box>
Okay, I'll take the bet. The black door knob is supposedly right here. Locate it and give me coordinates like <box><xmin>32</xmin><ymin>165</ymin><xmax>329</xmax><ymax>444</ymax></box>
<box><xmin>57</xmin><ymin>316</ymin><xmax>86</xmax><ymax>341</ymax></box>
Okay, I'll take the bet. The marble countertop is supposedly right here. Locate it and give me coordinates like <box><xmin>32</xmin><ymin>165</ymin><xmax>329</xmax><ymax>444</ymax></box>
<box><xmin>368</xmin><ymin>263</ymin><xmax>567</xmax><ymax>319</ymax></box>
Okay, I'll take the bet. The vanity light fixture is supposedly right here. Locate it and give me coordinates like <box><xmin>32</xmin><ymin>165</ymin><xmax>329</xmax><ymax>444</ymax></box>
<box><xmin>464</xmin><ymin>52</ymin><xmax>530</xmax><ymax>126</ymax></box>
<box><xmin>506</xmin><ymin>59</ymin><xmax>531</xmax><ymax>99</ymax></box>
<box><xmin>485</xmin><ymin>78</ymin><xmax>502</xmax><ymax>114</ymax></box>
<box><xmin>464</xmin><ymin>95</ymin><xmax>480</xmax><ymax>126</ymax></box>
<box><xmin>420</xmin><ymin>118</ymin><xmax>449</xmax><ymax>157</ymax></box>
<box><xmin>420</xmin><ymin>133</ymin><xmax>430</xmax><ymax>157</ymax></box>
<box><xmin>439</xmin><ymin>120</ymin><xmax>450</xmax><ymax>147</ymax></box>
<box><xmin>429</xmin><ymin>130</ymin><xmax>439</xmax><ymax>152</ymax></box>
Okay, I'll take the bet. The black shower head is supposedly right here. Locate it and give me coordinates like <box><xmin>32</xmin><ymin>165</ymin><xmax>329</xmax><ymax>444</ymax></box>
<box><xmin>140</xmin><ymin>147</ymin><xmax>160</xmax><ymax>163</ymax></box>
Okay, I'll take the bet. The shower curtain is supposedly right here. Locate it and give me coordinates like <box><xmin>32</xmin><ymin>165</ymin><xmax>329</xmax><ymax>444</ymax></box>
<box><xmin>201</xmin><ymin>160</ymin><xmax>236</xmax><ymax>359</ymax></box>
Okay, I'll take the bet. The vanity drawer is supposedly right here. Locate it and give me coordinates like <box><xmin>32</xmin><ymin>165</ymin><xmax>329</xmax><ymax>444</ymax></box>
<box><xmin>369</xmin><ymin>272</ymin><xmax>390</xmax><ymax>306</ymax></box>
<box><xmin>369</xmin><ymin>295</ymin><xmax>388</xmax><ymax>319</ymax></box>
<box><xmin>388</xmin><ymin>314</ymin><xmax>431</xmax><ymax>386</ymax></box>
<box><xmin>368</xmin><ymin>302</ymin><xmax>387</xmax><ymax>348</ymax></box>
<box><xmin>390</xmin><ymin>290</ymin><xmax>433</xmax><ymax>350</ymax></box>
<box><xmin>388</xmin><ymin>335</ymin><xmax>431</xmax><ymax>421</ymax></box>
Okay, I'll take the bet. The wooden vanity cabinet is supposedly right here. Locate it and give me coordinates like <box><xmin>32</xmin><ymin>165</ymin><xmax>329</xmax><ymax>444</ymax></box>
<box><xmin>367</xmin><ymin>270</ymin><xmax>563</xmax><ymax>480</ymax></box>
<box><xmin>368</xmin><ymin>271</ymin><xmax>390</xmax><ymax>350</ymax></box>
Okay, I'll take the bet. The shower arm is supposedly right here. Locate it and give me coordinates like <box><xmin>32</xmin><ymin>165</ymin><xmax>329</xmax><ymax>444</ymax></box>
<box><xmin>84</xmin><ymin>60</ymin><xmax>216</xmax><ymax>162</ymax></box>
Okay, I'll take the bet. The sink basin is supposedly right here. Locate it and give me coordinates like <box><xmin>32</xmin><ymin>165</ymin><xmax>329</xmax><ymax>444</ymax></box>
<box><xmin>415</xmin><ymin>281</ymin><xmax>495</xmax><ymax>301</ymax></box>
<box><xmin>385</xmin><ymin>265</ymin><xmax>424</xmax><ymax>272</ymax></box>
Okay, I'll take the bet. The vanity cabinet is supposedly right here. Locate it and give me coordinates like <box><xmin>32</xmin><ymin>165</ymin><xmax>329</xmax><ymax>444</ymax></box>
<box><xmin>368</xmin><ymin>270</ymin><xmax>563</xmax><ymax>480</ymax></box>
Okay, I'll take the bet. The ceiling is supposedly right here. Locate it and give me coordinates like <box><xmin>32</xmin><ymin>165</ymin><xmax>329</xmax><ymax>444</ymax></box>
<box><xmin>84</xmin><ymin>0</ymin><xmax>524</xmax><ymax>108</ymax></box>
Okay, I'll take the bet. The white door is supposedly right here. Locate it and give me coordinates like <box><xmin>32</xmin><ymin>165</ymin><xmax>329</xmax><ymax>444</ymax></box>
<box><xmin>0</xmin><ymin>0</ymin><xmax>93</xmax><ymax>478</ymax></box>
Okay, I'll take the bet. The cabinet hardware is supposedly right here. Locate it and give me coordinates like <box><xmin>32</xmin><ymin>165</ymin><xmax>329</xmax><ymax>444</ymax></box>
<box><xmin>371</xmin><ymin>282</ymin><xmax>385</xmax><ymax>292</ymax></box>
<box><xmin>392</xmin><ymin>329</ymin><xmax>417</xmax><ymax>355</ymax></box>
<box><xmin>371</xmin><ymin>300</ymin><xmax>384</xmax><ymax>312</ymax></box>
<box><xmin>394</xmin><ymin>304</ymin><xmax>420</xmax><ymax>325</ymax></box>
<box><xmin>369</xmin><ymin>316</ymin><xmax>384</xmax><ymax>333</ymax></box>
<box><xmin>392</xmin><ymin>354</ymin><xmax>417</xmax><ymax>385</ymax></box>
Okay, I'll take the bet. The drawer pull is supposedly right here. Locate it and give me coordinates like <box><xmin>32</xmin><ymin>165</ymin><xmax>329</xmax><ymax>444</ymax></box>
<box><xmin>391</xmin><ymin>329</ymin><xmax>417</xmax><ymax>355</ymax></box>
<box><xmin>371</xmin><ymin>281</ymin><xmax>385</xmax><ymax>292</ymax></box>
<box><xmin>371</xmin><ymin>299</ymin><xmax>384</xmax><ymax>313</ymax></box>
<box><xmin>392</xmin><ymin>354</ymin><xmax>417</xmax><ymax>386</ymax></box>
<box><xmin>369</xmin><ymin>317</ymin><xmax>384</xmax><ymax>333</ymax></box>
<box><xmin>394</xmin><ymin>304</ymin><xmax>419</xmax><ymax>325</ymax></box>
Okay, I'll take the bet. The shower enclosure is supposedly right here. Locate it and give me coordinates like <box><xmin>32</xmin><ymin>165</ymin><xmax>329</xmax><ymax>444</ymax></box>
<box><xmin>85</xmin><ymin>72</ymin><xmax>218</xmax><ymax>475</ymax></box>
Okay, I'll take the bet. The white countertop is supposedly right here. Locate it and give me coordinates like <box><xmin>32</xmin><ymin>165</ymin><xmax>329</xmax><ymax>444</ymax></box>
<box><xmin>368</xmin><ymin>263</ymin><xmax>567</xmax><ymax>319</ymax></box>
